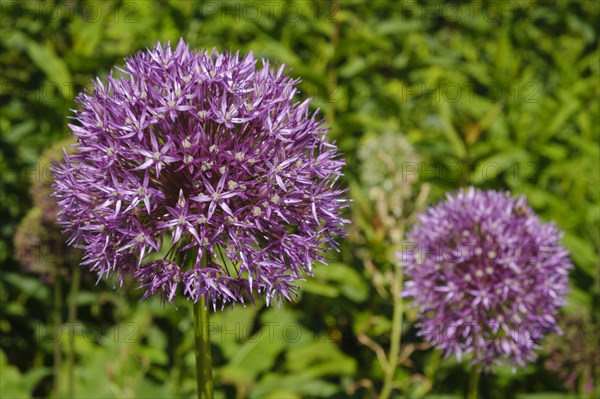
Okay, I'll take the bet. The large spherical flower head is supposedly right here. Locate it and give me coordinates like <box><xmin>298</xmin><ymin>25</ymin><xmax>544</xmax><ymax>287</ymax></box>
<box><xmin>53</xmin><ymin>39</ymin><xmax>347</xmax><ymax>308</ymax></box>
<box><xmin>402</xmin><ymin>188</ymin><xmax>572</xmax><ymax>368</ymax></box>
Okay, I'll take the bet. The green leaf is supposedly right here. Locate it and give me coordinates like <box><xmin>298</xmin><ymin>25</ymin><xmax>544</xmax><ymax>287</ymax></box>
<box><xmin>472</xmin><ymin>150</ymin><xmax>530</xmax><ymax>184</ymax></box>
<box><xmin>2</xmin><ymin>273</ymin><xmax>50</xmax><ymax>301</ymax></box>
<box><xmin>0</xmin><ymin>350</ymin><xmax>49</xmax><ymax>398</ymax></box>
<box><xmin>298</xmin><ymin>280</ymin><xmax>339</xmax><ymax>298</ymax></box>
<box><xmin>3</xmin><ymin>121</ymin><xmax>36</xmax><ymax>144</ymax></box>
<box><xmin>25</xmin><ymin>40</ymin><xmax>72</xmax><ymax>99</ymax></box>
<box><xmin>304</xmin><ymin>263</ymin><xmax>368</xmax><ymax>302</ymax></box>
<box><xmin>562</xmin><ymin>233</ymin><xmax>597</xmax><ymax>278</ymax></box>
<box><xmin>438</xmin><ymin>100</ymin><xmax>466</xmax><ymax>158</ymax></box>
<box><xmin>71</xmin><ymin>15</ymin><xmax>104</xmax><ymax>57</ymax></box>
<box><xmin>219</xmin><ymin>325</ymin><xmax>288</xmax><ymax>384</ymax></box>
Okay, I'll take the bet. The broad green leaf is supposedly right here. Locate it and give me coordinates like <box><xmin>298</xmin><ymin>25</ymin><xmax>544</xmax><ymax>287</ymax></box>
<box><xmin>438</xmin><ymin>100</ymin><xmax>466</xmax><ymax>158</ymax></box>
<box><xmin>472</xmin><ymin>150</ymin><xmax>530</xmax><ymax>184</ymax></box>
<box><xmin>25</xmin><ymin>40</ymin><xmax>72</xmax><ymax>99</ymax></box>
<box><xmin>562</xmin><ymin>233</ymin><xmax>597</xmax><ymax>278</ymax></box>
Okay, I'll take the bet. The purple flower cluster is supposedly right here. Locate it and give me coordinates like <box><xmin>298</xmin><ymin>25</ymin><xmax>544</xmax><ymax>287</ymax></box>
<box><xmin>53</xmin><ymin>39</ymin><xmax>347</xmax><ymax>308</ymax></box>
<box><xmin>402</xmin><ymin>188</ymin><xmax>571</xmax><ymax>368</ymax></box>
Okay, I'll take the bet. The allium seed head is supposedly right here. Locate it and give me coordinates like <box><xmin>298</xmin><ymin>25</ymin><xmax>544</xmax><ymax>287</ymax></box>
<box><xmin>15</xmin><ymin>138</ymin><xmax>80</xmax><ymax>280</ymax></box>
<box><xmin>401</xmin><ymin>188</ymin><xmax>572</xmax><ymax>368</ymax></box>
<box><xmin>53</xmin><ymin>39</ymin><xmax>347</xmax><ymax>308</ymax></box>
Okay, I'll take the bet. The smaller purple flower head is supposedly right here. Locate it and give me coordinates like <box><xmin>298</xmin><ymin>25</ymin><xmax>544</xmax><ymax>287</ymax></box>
<box><xmin>401</xmin><ymin>188</ymin><xmax>572</xmax><ymax>368</ymax></box>
<box><xmin>52</xmin><ymin>39</ymin><xmax>347</xmax><ymax>308</ymax></box>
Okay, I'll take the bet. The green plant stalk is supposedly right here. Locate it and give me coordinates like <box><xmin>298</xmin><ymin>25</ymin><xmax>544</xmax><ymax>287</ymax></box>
<box><xmin>194</xmin><ymin>297</ymin><xmax>212</xmax><ymax>399</ymax></box>
<box><xmin>326</xmin><ymin>0</ymin><xmax>340</xmax><ymax>127</ymax></box>
<box><xmin>67</xmin><ymin>266</ymin><xmax>80</xmax><ymax>399</ymax></box>
<box><xmin>378</xmin><ymin>224</ymin><xmax>405</xmax><ymax>399</ymax></box>
<box><xmin>468</xmin><ymin>366</ymin><xmax>480</xmax><ymax>399</ymax></box>
<box><xmin>192</xmin><ymin>251</ymin><xmax>212</xmax><ymax>399</ymax></box>
<box><xmin>53</xmin><ymin>274</ymin><xmax>62</xmax><ymax>397</ymax></box>
<box><xmin>378</xmin><ymin>267</ymin><xmax>404</xmax><ymax>399</ymax></box>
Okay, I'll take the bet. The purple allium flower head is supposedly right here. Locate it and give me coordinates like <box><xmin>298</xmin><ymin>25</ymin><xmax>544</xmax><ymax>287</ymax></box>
<box><xmin>52</xmin><ymin>39</ymin><xmax>347</xmax><ymax>308</ymax></box>
<box><xmin>401</xmin><ymin>188</ymin><xmax>572</xmax><ymax>368</ymax></box>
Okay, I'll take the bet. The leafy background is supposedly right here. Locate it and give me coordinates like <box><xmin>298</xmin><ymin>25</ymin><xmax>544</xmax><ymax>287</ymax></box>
<box><xmin>0</xmin><ymin>0</ymin><xmax>598</xmax><ymax>398</ymax></box>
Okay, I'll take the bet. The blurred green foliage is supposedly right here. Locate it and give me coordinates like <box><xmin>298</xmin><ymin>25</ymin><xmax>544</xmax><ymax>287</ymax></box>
<box><xmin>1</xmin><ymin>1</ymin><xmax>598</xmax><ymax>398</ymax></box>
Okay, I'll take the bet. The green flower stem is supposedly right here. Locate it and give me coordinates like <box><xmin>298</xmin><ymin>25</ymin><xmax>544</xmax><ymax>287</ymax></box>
<box><xmin>191</xmin><ymin>251</ymin><xmax>212</xmax><ymax>399</ymax></box>
<box><xmin>326</xmin><ymin>0</ymin><xmax>340</xmax><ymax>126</ymax></box>
<box><xmin>194</xmin><ymin>297</ymin><xmax>213</xmax><ymax>399</ymax></box>
<box><xmin>468</xmin><ymin>366</ymin><xmax>480</xmax><ymax>399</ymax></box>
<box><xmin>378</xmin><ymin>223</ymin><xmax>405</xmax><ymax>399</ymax></box>
<box><xmin>67</xmin><ymin>266</ymin><xmax>80</xmax><ymax>399</ymax></box>
<box><xmin>53</xmin><ymin>274</ymin><xmax>62</xmax><ymax>397</ymax></box>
